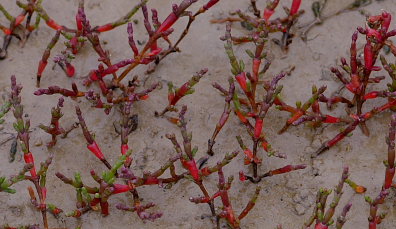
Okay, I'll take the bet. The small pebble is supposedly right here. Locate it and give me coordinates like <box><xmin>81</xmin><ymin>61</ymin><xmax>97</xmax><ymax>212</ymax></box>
<box><xmin>312</xmin><ymin>52</ymin><xmax>321</xmax><ymax>61</ymax></box>
<box><xmin>35</xmin><ymin>140</ymin><xmax>43</xmax><ymax>146</ymax></box>
<box><xmin>293</xmin><ymin>193</ymin><xmax>302</xmax><ymax>203</ymax></box>
<box><xmin>294</xmin><ymin>203</ymin><xmax>306</xmax><ymax>216</ymax></box>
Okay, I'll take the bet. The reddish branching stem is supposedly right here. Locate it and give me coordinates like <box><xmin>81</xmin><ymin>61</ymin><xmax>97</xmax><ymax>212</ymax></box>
<box><xmin>39</xmin><ymin>97</ymin><xmax>79</xmax><ymax>147</ymax></box>
<box><xmin>8</xmin><ymin>75</ymin><xmax>53</xmax><ymax>229</ymax></box>
<box><xmin>278</xmin><ymin>11</ymin><xmax>396</xmax><ymax>156</ymax></box>
<box><xmin>207</xmin><ymin>79</ymin><xmax>235</xmax><ymax>155</ymax></box>
<box><xmin>304</xmin><ymin>167</ymin><xmax>352</xmax><ymax>229</ymax></box>
<box><xmin>384</xmin><ymin>114</ymin><xmax>396</xmax><ymax>189</ymax></box>
<box><xmin>156</xmin><ymin>69</ymin><xmax>207</xmax><ymax>117</ymax></box>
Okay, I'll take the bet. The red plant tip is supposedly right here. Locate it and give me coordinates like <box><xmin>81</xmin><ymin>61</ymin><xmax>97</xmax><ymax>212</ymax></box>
<box><xmin>76</xmin><ymin>14</ymin><xmax>83</xmax><ymax>31</ymax></box>
<box><xmin>263</xmin><ymin>9</ymin><xmax>275</xmax><ymax>21</ymax></box>
<box><xmin>96</xmin><ymin>23</ymin><xmax>114</xmax><ymax>32</ymax></box>
<box><xmin>157</xmin><ymin>12</ymin><xmax>178</xmax><ymax>33</ymax></box>
<box><xmin>66</xmin><ymin>63</ymin><xmax>75</xmax><ymax>77</ymax></box>
<box><xmin>46</xmin><ymin>19</ymin><xmax>63</xmax><ymax>31</ymax></box>
<box><xmin>382</xmin><ymin>11</ymin><xmax>391</xmax><ymax>32</ymax></box>
<box><xmin>121</xmin><ymin>144</ymin><xmax>129</xmax><ymax>155</ymax></box>
<box><xmin>368</xmin><ymin>14</ymin><xmax>382</xmax><ymax>24</ymax></box>
<box><xmin>112</xmin><ymin>183</ymin><xmax>133</xmax><ymax>194</ymax></box>
<box><xmin>87</xmin><ymin>141</ymin><xmax>105</xmax><ymax>160</ymax></box>
<box><xmin>254</xmin><ymin>118</ymin><xmax>263</xmax><ymax>139</ymax></box>
<box><xmin>140</xmin><ymin>94</ymin><xmax>149</xmax><ymax>100</ymax></box>
<box><xmin>346</xmin><ymin>179</ymin><xmax>367</xmax><ymax>193</ymax></box>
<box><xmin>290</xmin><ymin>0</ymin><xmax>302</xmax><ymax>16</ymax></box>
<box><xmin>49</xmin><ymin>205</ymin><xmax>63</xmax><ymax>215</ymax></box>
<box><xmin>353</xmin><ymin>185</ymin><xmax>367</xmax><ymax>194</ymax></box>
<box><xmin>364</xmin><ymin>91</ymin><xmax>379</xmax><ymax>100</ymax></box>
<box><xmin>89</xmin><ymin>70</ymin><xmax>99</xmax><ymax>81</ymax></box>
<box><xmin>270</xmin><ymin>164</ymin><xmax>306</xmax><ymax>175</ymax></box>
<box><xmin>364</xmin><ymin>41</ymin><xmax>373</xmax><ymax>70</ymax></box>
<box><xmin>239</xmin><ymin>171</ymin><xmax>246</xmax><ymax>181</ymax></box>
<box><xmin>235</xmin><ymin>72</ymin><xmax>248</xmax><ymax>92</ymax></box>
<box><xmin>314</xmin><ymin>223</ymin><xmax>329</xmax><ymax>229</ymax></box>
<box><xmin>37</xmin><ymin>60</ymin><xmax>48</xmax><ymax>76</ymax></box>
<box><xmin>23</xmin><ymin>152</ymin><xmax>37</xmax><ymax>177</ymax></box>
<box><xmin>341</xmin><ymin>57</ymin><xmax>347</xmax><ymax>66</ymax></box>
<box><xmin>357</xmin><ymin>26</ymin><xmax>367</xmax><ymax>34</ymax></box>
<box><xmin>324</xmin><ymin>115</ymin><xmax>341</xmax><ymax>123</ymax></box>
<box><xmin>352</xmin><ymin>31</ymin><xmax>358</xmax><ymax>42</ymax></box>
<box><xmin>1</xmin><ymin>27</ymin><xmax>12</xmax><ymax>35</ymax></box>
<box><xmin>203</xmin><ymin>0</ymin><xmax>220</xmax><ymax>10</ymax></box>
<box><xmin>14</xmin><ymin>14</ymin><xmax>26</xmax><ymax>27</ymax></box>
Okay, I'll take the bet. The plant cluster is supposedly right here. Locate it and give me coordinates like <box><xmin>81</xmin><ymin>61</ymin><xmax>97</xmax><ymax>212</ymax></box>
<box><xmin>0</xmin><ymin>0</ymin><xmax>396</xmax><ymax>229</ymax></box>
<box><xmin>276</xmin><ymin>10</ymin><xmax>396</xmax><ymax>156</ymax></box>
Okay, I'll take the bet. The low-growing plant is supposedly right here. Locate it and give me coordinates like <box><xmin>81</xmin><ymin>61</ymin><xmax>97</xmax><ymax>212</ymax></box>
<box><xmin>206</xmin><ymin>0</ymin><xmax>307</xmax><ymax>183</ymax></box>
<box><xmin>2</xmin><ymin>1</ymin><xmax>396</xmax><ymax>229</ymax></box>
<box><xmin>276</xmin><ymin>11</ymin><xmax>396</xmax><ymax>156</ymax></box>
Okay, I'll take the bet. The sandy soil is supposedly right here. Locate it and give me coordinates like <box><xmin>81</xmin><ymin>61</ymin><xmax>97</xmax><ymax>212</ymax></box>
<box><xmin>1</xmin><ymin>0</ymin><xmax>396</xmax><ymax>228</ymax></box>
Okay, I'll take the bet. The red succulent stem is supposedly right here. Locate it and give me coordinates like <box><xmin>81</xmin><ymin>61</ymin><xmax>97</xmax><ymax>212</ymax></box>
<box><xmin>364</xmin><ymin>41</ymin><xmax>374</xmax><ymax>70</ymax></box>
<box><xmin>112</xmin><ymin>183</ymin><xmax>133</xmax><ymax>194</ymax></box>
<box><xmin>350</xmin><ymin>31</ymin><xmax>358</xmax><ymax>74</ymax></box>
<box><xmin>65</xmin><ymin>63</ymin><xmax>75</xmax><ymax>77</ymax></box>
<box><xmin>254</xmin><ymin>118</ymin><xmax>263</xmax><ymax>139</ymax></box>
<box><xmin>181</xmin><ymin>158</ymin><xmax>200</xmax><ymax>181</ymax></box>
<box><xmin>87</xmin><ymin>141</ymin><xmax>105</xmax><ymax>160</ymax></box>
<box><xmin>156</xmin><ymin>0</ymin><xmax>198</xmax><ymax>33</ymax></box>
<box><xmin>157</xmin><ymin>12</ymin><xmax>178</xmax><ymax>33</ymax></box>
<box><xmin>121</xmin><ymin>144</ymin><xmax>129</xmax><ymax>155</ymax></box>
<box><xmin>46</xmin><ymin>19</ymin><xmax>63</xmax><ymax>30</ymax></box>
<box><xmin>202</xmin><ymin>0</ymin><xmax>220</xmax><ymax>10</ymax></box>
<box><xmin>384</xmin><ymin>114</ymin><xmax>396</xmax><ymax>189</ymax></box>
<box><xmin>100</xmin><ymin>201</ymin><xmax>109</xmax><ymax>216</ymax></box>
<box><xmin>24</xmin><ymin>152</ymin><xmax>37</xmax><ymax>177</ymax></box>
<box><xmin>316</xmin><ymin>99</ymin><xmax>396</xmax><ymax>155</ymax></box>
<box><xmin>170</xmin><ymin>83</ymin><xmax>190</xmax><ymax>106</ymax></box>
<box><xmin>0</xmin><ymin>26</ymin><xmax>11</xmax><ymax>35</ymax></box>
<box><xmin>235</xmin><ymin>72</ymin><xmax>248</xmax><ymax>92</ymax></box>
<box><xmin>263</xmin><ymin>9</ymin><xmax>275</xmax><ymax>21</ymax></box>
<box><xmin>96</xmin><ymin>23</ymin><xmax>114</xmax><ymax>32</ymax></box>
<box><xmin>324</xmin><ymin>115</ymin><xmax>341</xmax><ymax>123</ymax></box>
<box><xmin>315</xmin><ymin>223</ymin><xmax>328</xmax><ymax>229</ymax></box>
<box><xmin>252</xmin><ymin>58</ymin><xmax>261</xmax><ymax>81</ymax></box>
<box><xmin>265</xmin><ymin>164</ymin><xmax>307</xmax><ymax>177</ymax></box>
<box><xmin>290</xmin><ymin>0</ymin><xmax>302</xmax><ymax>16</ymax></box>
<box><xmin>36</xmin><ymin>30</ymin><xmax>61</xmax><ymax>87</ymax></box>
<box><xmin>263</xmin><ymin>0</ymin><xmax>280</xmax><ymax>21</ymax></box>
<box><xmin>384</xmin><ymin>168</ymin><xmax>395</xmax><ymax>189</ymax></box>
<box><xmin>235</xmin><ymin>110</ymin><xmax>248</xmax><ymax>124</ymax></box>
<box><xmin>14</xmin><ymin>14</ymin><xmax>26</xmax><ymax>27</ymax></box>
